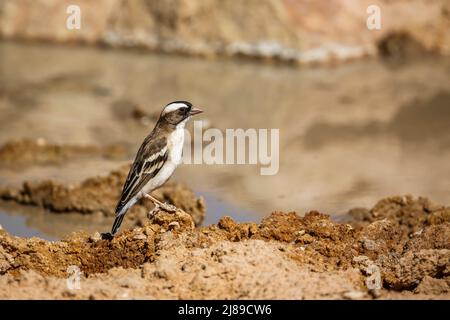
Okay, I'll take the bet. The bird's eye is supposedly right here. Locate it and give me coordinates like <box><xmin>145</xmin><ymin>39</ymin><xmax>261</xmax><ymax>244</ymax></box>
<box><xmin>180</xmin><ymin>107</ymin><xmax>188</xmax><ymax>113</ymax></box>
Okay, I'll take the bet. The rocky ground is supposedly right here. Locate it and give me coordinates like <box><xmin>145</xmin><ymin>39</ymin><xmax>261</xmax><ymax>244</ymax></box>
<box><xmin>0</xmin><ymin>194</ymin><xmax>448</xmax><ymax>299</ymax></box>
<box><xmin>0</xmin><ymin>140</ymin><xmax>448</xmax><ymax>299</ymax></box>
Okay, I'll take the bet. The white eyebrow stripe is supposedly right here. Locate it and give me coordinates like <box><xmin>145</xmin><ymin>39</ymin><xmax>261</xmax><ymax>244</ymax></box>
<box><xmin>162</xmin><ymin>102</ymin><xmax>188</xmax><ymax>115</ymax></box>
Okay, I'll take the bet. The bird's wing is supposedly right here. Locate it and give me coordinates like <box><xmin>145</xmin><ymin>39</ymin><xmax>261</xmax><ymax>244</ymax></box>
<box><xmin>115</xmin><ymin>135</ymin><xmax>168</xmax><ymax>216</ymax></box>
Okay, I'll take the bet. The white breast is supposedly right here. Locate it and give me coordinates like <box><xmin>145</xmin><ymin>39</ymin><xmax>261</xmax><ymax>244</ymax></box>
<box><xmin>140</xmin><ymin>126</ymin><xmax>185</xmax><ymax>195</ymax></box>
<box><xmin>168</xmin><ymin>126</ymin><xmax>185</xmax><ymax>166</ymax></box>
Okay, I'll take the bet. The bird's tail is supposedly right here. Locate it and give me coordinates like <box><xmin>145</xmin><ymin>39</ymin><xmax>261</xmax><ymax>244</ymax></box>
<box><xmin>110</xmin><ymin>198</ymin><xmax>137</xmax><ymax>235</ymax></box>
<box><xmin>111</xmin><ymin>214</ymin><xmax>125</xmax><ymax>235</ymax></box>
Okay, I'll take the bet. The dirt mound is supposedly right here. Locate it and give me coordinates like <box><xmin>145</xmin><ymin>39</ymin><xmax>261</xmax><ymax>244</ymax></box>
<box><xmin>0</xmin><ymin>196</ymin><xmax>448</xmax><ymax>299</ymax></box>
<box><xmin>0</xmin><ymin>165</ymin><xmax>206</xmax><ymax>226</ymax></box>
<box><xmin>0</xmin><ymin>240</ymin><xmax>364</xmax><ymax>300</ymax></box>
<box><xmin>348</xmin><ymin>195</ymin><xmax>448</xmax><ymax>234</ymax></box>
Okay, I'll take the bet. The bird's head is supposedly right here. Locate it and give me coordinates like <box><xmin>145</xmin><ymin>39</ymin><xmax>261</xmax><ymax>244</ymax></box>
<box><xmin>159</xmin><ymin>101</ymin><xmax>203</xmax><ymax>127</ymax></box>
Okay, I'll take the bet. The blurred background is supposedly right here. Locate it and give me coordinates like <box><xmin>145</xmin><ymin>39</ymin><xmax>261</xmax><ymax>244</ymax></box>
<box><xmin>0</xmin><ymin>0</ymin><xmax>450</xmax><ymax>239</ymax></box>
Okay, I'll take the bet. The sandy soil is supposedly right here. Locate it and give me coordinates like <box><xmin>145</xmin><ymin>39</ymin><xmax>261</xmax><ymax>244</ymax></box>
<box><xmin>0</xmin><ymin>195</ymin><xmax>448</xmax><ymax>299</ymax></box>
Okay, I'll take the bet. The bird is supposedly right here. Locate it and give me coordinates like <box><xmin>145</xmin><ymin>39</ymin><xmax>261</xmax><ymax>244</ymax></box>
<box><xmin>102</xmin><ymin>101</ymin><xmax>203</xmax><ymax>239</ymax></box>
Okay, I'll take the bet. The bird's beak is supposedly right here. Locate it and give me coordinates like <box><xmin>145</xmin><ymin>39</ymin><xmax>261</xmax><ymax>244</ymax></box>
<box><xmin>189</xmin><ymin>107</ymin><xmax>203</xmax><ymax>116</ymax></box>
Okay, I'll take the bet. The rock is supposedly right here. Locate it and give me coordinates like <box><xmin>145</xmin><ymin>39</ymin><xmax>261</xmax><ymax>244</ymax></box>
<box><xmin>89</xmin><ymin>232</ymin><xmax>102</xmax><ymax>242</ymax></box>
<box><xmin>133</xmin><ymin>234</ymin><xmax>147</xmax><ymax>241</ymax></box>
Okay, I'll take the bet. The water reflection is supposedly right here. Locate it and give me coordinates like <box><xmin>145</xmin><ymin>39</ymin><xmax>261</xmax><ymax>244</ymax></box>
<box><xmin>303</xmin><ymin>91</ymin><xmax>450</xmax><ymax>150</ymax></box>
<box><xmin>0</xmin><ymin>210</ymin><xmax>56</xmax><ymax>240</ymax></box>
<box><xmin>1</xmin><ymin>41</ymin><xmax>450</xmax><ymax>238</ymax></box>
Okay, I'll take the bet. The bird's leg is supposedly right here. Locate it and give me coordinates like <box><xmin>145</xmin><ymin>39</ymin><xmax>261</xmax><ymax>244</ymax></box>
<box><xmin>147</xmin><ymin>202</ymin><xmax>160</xmax><ymax>219</ymax></box>
<box><xmin>144</xmin><ymin>194</ymin><xmax>177</xmax><ymax>213</ymax></box>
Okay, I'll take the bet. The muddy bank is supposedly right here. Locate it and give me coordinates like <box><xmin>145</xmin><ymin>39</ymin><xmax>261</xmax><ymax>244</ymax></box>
<box><xmin>1</xmin><ymin>1</ymin><xmax>449</xmax><ymax>65</ymax></box>
<box><xmin>2</xmin><ymin>40</ymin><xmax>450</xmax><ymax>217</ymax></box>
<box><xmin>0</xmin><ymin>196</ymin><xmax>448</xmax><ymax>299</ymax></box>
<box><xmin>0</xmin><ymin>164</ymin><xmax>206</xmax><ymax>227</ymax></box>
<box><xmin>0</xmin><ymin>139</ymin><xmax>127</xmax><ymax>168</ymax></box>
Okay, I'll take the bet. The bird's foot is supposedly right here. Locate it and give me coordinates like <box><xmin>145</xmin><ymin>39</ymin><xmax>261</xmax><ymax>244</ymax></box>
<box><xmin>147</xmin><ymin>203</ymin><xmax>161</xmax><ymax>219</ymax></box>
<box><xmin>160</xmin><ymin>202</ymin><xmax>177</xmax><ymax>213</ymax></box>
<box><xmin>147</xmin><ymin>202</ymin><xmax>178</xmax><ymax>219</ymax></box>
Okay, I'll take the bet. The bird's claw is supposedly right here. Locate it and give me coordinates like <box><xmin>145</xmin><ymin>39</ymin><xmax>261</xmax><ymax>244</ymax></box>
<box><xmin>147</xmin><ymin>204</ymin><xmax>160</xmax><ymax>219</ymax></box>
<box><xmin>160</xmin><ymin>202</ymin><xmax>177</xmax><ymax>212</ymax></box>
<box><xmin>147</xmin><ymin>202</ymin><xmax>177</xmax><ymax>219</ymax></box>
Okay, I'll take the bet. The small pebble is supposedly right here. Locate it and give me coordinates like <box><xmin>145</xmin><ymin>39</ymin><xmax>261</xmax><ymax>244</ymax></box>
<box><xmin>133</xmin><ymin>234</ymin><xmax>147</xmax><ymax>240</ymax></box>
<box><xmin>89</xmin><ymin>232</ymin><xmax>101</xmax><ymax>242</ymax></box>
